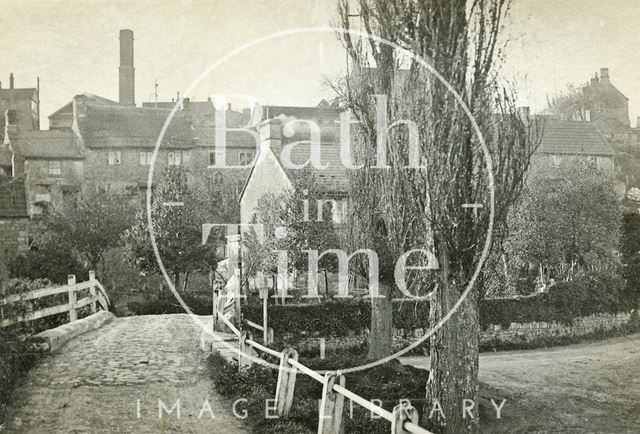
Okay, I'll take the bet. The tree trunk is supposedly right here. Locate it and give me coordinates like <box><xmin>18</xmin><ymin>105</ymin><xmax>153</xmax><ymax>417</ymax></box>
<box><xmin>323</xmin><ymin>270</ymin><xmax>330</xmax><ymax>299</ymax></box>
<box><xmin>367</xmin><ymin>283</ymin><xmax>393</xmax><ymax>359</ymax></box>
<box><xmin>424</xmin><ymin>259</ymin><xmax>480</xmax><ymax>433</ymax></box>
<box><xmin>174</xmin><ymin>273</ymin><xmax>180</xmax><ymax>292</ymax></box>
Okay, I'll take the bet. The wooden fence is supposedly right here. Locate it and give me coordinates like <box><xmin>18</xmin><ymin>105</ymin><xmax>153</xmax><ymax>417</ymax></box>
<box><xmin>217</xmin><ymin>313</ymin><xmax>433</xmax><ymax>434</ymax></box>
<box><xmin>0</xmin><ymin>272</ymin><xmax>110</xmax><ymax>329</ymax></box>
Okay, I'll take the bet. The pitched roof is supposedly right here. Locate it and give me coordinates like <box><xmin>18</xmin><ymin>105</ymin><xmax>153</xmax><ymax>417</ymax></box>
<box><xmin>0</xmin><ymin>88</ymin><xmax>37</xmax><ymax>101</ymax></box>
<box><xmin>538</xmin><ymin>119</ymin><xmax>613</xmax><ymax>156</ymax></box>
<box><xmin>192</xmin><ymin>126</ymin><xmax>259</xmax><ymax>148</ymax></box>
<box><xmin>49</xmin><ymin>93</ymin><xmax>118</xmax><ymax>119</ymax></box>
<box><xmin>12</xmin><ymin>130</ymin><xmax>83</xmax><ymax>159</ymax></box>
<box><xmin>76</xmin><ymin>101</ymin><xmax>194</xmax><ymax>149</ymax></box>
<box><xmin>277</xmin><ymin>142</ymin><xmax>348</xmax><ymax>192</ymax></box>
<box><xmin>0</xmin><ymin>175</ymin><xmax>28</xmax><ymax>218</ymax></box>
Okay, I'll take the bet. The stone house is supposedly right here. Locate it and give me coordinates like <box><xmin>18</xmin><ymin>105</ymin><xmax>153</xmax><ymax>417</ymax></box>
<box><xmin>239</xmin><ymin>104</ymin><xmax>346</xmax><ymax>226</ymax></box>
<box><xmin>534</xmin><ymin>118</ymin><xmax>615</xmax><ymax>174</ymax></box>
<box><xmin>582</xmin><ymin>68</ymin><xmax>630</xmax><ymax>135</ymax></box>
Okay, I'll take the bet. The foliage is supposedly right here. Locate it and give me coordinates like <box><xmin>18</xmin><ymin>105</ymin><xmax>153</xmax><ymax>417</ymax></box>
<box><xmin>8</xmin><ymin>236</ymin><xmax>88</xmax><ymax>284</ymax></box>
<box><xmin>0</xmin><ymin>329</ymin><xmax>41</xmax><ymax>425</ymax></box>
<box><xmin>620</xmin><ymin>212</ymin><xmax>640</xmax><ymax>308</ymax></box>
<box><xmin>333</xmin><ymin>2</ymin><xmax>539</xmax><ymax>427</ymax></box>
<box><xmin>505</xmin><ymin>162</ymin><xmax>621</xmax><ymax>281</ymax></box>
<box><xmin>242</xmin><ymin>170</ymin><xmax>342</xmax><ymax>293</ymax></box>
<box><xmin>242</xmin><ymin>299</ymin><xmax>432</xmax><ymax>338</ymax></box>
<box><xmin>44</xmin><ymin>184</ymin><xmax>136</xmax><ymax>274</ymax></box>
<box><xmin>242</xmin><ymin>274</ymin><xmax>631</xmax><ymax>340</ymax></box>
<box><xmin>124</xmin><ymin>166</ymin><xmax>226</xmax><ymax>291</ymax></box>
<box><xmin>0</xmin><ymin>278</ymin><xmax>83</xmax><ymax>334</ymax></box>
<box><xmin>127</xmin><ymin>291</ymin><xmax>212</xmax><ymax>315</ymax></box>
<box><xmin>207</xmin><ymin>350</ymin><xmax>428</xmax><ymax>434</ymax></box>
<box><xmin>545</xmin><ymin>85</ymin><xmax>592</xmax><ymax>121</ymax></box>
<box><xmin>480</xmin><ymin>273</ymin><xmax>628</xmax><ymax>329</ymax></box>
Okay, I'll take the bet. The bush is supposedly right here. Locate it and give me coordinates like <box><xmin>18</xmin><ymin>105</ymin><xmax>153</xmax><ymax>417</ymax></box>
<box><xmin>8</xmin><ymin>240</ymin><xmax>88</xmax><ymax>285</ymax></box>
<box><xmin>0</xmin><ymin>330</ymin><xmax>42</xmax><ymax>425</ymax></box>
<box><xmin>242</xmin><ymin>300</ymin><xmax>430</xmax><ymax>339</ymax></box>
<box><xmin>480</xmin><ymin>273</ymin><xmax>628</xmax><ymax>329</ymax></box>
<box><xmin>243</xmin><ymin>275</ymin><xmax>630</xmax><ymax>338</ymax></box>
<box><xmin>127</xmin><ymin>291</ymin><xmax>212</xmax><ymax>315</ymax></box>
<box><xmin>207</xmin><ymin>350</ymin><xmax>429</xmax><ymax>434</ymax></box>
<box><xmin>1</xmin><ymin>278</ymin><xmax>85</xmax><ymax>334</ymax></box>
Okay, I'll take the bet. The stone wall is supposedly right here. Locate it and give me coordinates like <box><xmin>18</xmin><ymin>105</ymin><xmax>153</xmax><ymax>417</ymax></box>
<box><xmin>480</xmin><ymin>311</ymin><xmax>633</xmax><ymax>348</ymax></box>
<box><xmin>280</xmin><ymin>311</ymin><xmax>637</xmax><ymax>356</ymax></box>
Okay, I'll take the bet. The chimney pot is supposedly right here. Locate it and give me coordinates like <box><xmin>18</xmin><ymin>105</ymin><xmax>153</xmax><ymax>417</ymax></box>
<box><xmin>9</xmin><ymin>73</ymin><xmax>14</xmax><ymax>89</ymax></box>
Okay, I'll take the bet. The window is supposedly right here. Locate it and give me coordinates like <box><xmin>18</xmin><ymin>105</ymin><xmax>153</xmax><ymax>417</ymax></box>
<box><xmin>168</xmin><ymin>151</ymin><xmax>182</xmax><ymax>166</ymax></box>
<box><xmin>551</xmin><ymin>155</ymin><xmax>562</xmax><ymax>168</ymax></box>
<box><xmin>208</xmin><ymin>151</ymin><xmax>216</xmax><ymax>166</ymax></box>
<box><xmin>139</xmin><ymin>151</ymin><xmax>153</xmax><ymax>166</ymax></box>
<box><xmin>108</xmin><ymin>151</ymin><xmax>122</xmax><ymax>165</ymax></box>
<box><xmin>238</xmin><ymin>151</ymin><xmax>255</xmax><ymax>166</ymax></box>
<box><xmin>48</xmin><ymin>161</ymin><xmax>61</xmax><ymax>176</ymax></box>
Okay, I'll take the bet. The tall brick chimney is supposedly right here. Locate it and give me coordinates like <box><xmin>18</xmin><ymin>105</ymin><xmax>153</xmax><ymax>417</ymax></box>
<box><xmin>119</xmin><ymin>29</ymin><xmax>135</xmax><ymax>106</ymax></box>
<box><xmin>600</xmin><ymin>67</ymin><xmax>610</xmax><ymax>84</ymax></box>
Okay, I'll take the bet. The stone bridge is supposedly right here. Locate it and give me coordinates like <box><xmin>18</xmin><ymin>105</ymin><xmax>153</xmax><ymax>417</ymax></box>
<box><xmin>4</xmin><ymin>315</ymin><xmax>248</xmax><ymax>433</ymax></box>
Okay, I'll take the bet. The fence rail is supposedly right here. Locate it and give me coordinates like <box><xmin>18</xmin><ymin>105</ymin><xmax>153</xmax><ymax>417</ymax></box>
<box><xmin>217</xmin><ymin>312</ymin><xmax>432</xmax><ymax>434</ymax></box>
<box><xmin>0</xmin><ymin>272</ymin><xmax>110</xmax><ymax>329</ymax></box>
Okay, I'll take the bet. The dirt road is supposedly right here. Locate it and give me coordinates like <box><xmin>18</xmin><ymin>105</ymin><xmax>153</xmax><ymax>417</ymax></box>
<box><xmin>401</xmin><ymin>333</ymin><xmax>640</xmax><ymax>433</ymax></box>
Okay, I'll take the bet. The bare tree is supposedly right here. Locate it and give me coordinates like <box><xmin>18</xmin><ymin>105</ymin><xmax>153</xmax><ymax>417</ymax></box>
<box><xmin>334</xmin><ymin>0</ymin><xmax>540</xmax><ymax>432</ymax></box>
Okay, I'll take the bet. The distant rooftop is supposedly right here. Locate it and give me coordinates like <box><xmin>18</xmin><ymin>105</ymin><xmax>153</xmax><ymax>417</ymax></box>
<box><xmin>538</xmin><ymin>118</ymin><xmax>613</xmax><ymax>156</ymax></box>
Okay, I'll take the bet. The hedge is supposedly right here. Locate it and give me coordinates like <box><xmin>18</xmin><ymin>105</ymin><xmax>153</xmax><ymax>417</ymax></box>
<box><xmin>242</xmin><ymin>274</ymin><xmax>631</xmax><ymax>337</ymax></box>
<box><xmin>480</xmin><ymin>274</ymin><xmax>627</xmax><ymax>329</ymax></box>
<box><xmin>127</xmin><ymin>292</ymin><xmax>212</xmax><ymax>315</ymax></box>
<box><xmin>242</xmin><ymin>299</ymin><xmax>430</xmax><ymax>338</ymax></box>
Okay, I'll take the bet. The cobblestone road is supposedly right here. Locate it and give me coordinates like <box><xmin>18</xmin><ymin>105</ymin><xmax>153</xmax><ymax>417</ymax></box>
<box><xmin>4</xmin><ymin>314</ymin><xmax>249</xmax><ymax>433</ymax></box>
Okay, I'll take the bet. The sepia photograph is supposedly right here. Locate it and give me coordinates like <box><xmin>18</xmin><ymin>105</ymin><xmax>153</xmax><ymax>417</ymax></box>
<box><xmin>0</xmin><ymin>1</ymin><xmax>638</xmax><ymax>433</ymax></box>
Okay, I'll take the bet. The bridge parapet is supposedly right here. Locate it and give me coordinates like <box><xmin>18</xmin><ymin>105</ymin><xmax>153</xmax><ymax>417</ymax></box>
<box><xmin>0</xmin><ymin>272</ymin><xmax>111</xmax><ymax>333</ymax></box>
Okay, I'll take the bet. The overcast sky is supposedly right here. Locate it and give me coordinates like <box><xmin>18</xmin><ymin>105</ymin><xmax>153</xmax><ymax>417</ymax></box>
<box><xmin>1</xmin><ymin>0</ymin><xmax>638</xmax><ymax>128</ymax></box>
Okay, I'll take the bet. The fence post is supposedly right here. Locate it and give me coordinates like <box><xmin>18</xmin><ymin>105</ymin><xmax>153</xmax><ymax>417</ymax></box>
<box><xmin>274</xmin><ymin>348</ymin><xmax>298</xmax><ymax>417</ymax></box>
<box><xmin>212</xmin><ymin>282</ymin><xmax>219</xmax><ymax>332</ymax></box>
<box><xmin>67</xmin><ymin>274</ymin><xmax>77</xmax><ymax>322</ymax></box>
<box><xmin>391</xmin><ymin>403</ymin><xmax>419</xmax><ymax>434</ymax></box>
<box><xmin>238</xmin><ymin>331</ymin><xmax>256</xmax><ymax>371</ymax></box>
<box><xmin>258</xmin><ymin>286</ymin><xmax>268</xmax><ymax>343</ymax></box>
<box><xmin>89</xmin><ymin>270</ymin><xmax>97</xmax><ymax>313</ymax></box>
<box><xmin>318</xmin><ymin>373</ymin><xmax>346</xmax><ymax>434</ymax></box>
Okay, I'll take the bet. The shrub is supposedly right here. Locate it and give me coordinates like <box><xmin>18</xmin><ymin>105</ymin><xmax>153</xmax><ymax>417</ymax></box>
<box><xmin>207</xmin><ymin>350</ymin><xmax>429</xmax><ymax>434</ymax></box>
<box><xmin>0</xmin><ymin>330</ymin><xmax>41</xmax><ymax>425</ymax></box>
<box><xmin>245</xmin><ymin>275</ymin><xmax>629</xmax><ymax>338</ymax></box>
<box><xmin>8</xmin><ymin>240</ymin><xmax>88</xmax><ymax>285</ymax></box>
<box><xmin>480</xmin><ymin>274</ymin><xmax>628</xmax><ymax>329</ymax></box>
<box><xmin>127</xmin><ymin>291</ymin><xmax>212</xmax><ymax>315</ymax></box>
<box><xmin>242</xmin><ymin>300</ymin><xmax>430</xmax><ymax>339</ymax></box>
<box><xmin>1</xmin><ymin>278</ymin><xmax>83</xmax><ymax>334</ymax></box>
